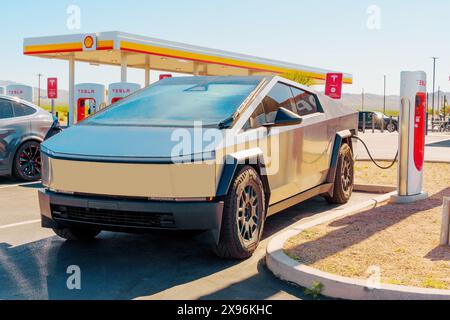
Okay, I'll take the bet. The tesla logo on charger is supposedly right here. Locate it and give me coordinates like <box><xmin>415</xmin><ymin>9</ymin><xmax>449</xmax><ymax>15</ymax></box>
<box><xmin>8</xmin><ymin>90</ymin><xmax>23</xmax><ymax>95</ymax></box>
<box><xmin>325</xmin><ymin>73</ymin><xmax>343</xmax><ymax>99</ymax></box>
<box><xmin>78</xmin><ymin>89</ymin><xmax>95</xmax><ymax>94</ymax></box>
<box><xmin>83</xmin><ymin>34</ymin><xmax>97</xmax><ymax>51</ymax></box>
<box><xmin>112</xmin><ymin>89</ymin><xmax>131</xmax><ymax>94</ymax></box>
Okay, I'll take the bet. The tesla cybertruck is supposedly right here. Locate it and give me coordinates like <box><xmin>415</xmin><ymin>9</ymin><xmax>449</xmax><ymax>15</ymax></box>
<box><xmin>39</xmin><ymin>76</ymin><xmax>357</xmax><ymax>259</ymax></box>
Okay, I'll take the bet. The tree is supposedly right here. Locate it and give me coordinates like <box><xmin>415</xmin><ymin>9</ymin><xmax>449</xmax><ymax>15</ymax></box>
<box><xmin>280</xmin><ymin>71</ymin><xmax>315</xmax><ymax>87</ymax></box>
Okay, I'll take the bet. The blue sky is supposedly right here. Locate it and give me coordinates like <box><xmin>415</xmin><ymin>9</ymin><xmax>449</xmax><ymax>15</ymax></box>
<box><xmin>0</xmin><ymin>0</ymin><xmax>449</xmax><ymax>95</ymax></box>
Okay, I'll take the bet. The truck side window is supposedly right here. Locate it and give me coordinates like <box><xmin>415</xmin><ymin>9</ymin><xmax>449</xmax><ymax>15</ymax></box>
<box><xmin>243</xmin><ymin>102</ymin><xmax>266</xmax><ymax>130</ymax></box>
<box><xmin>290</xmin><ymin>87</ymin><xmax>320</xmax><ymax>116</ymax></box>
<box><xmin>0</xmin><ymin>100</ymin><xmax>14</xmax><ymax>119</ymax></box>
<box><xmin>262</xmin><ymin>83</ymin><xmax>296</xmax><ymax>123</ymax></box>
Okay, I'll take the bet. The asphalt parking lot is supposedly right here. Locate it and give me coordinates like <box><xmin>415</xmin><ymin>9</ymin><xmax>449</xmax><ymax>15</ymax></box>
<box><xmin>0</xmin><ymin>178</ymin><xmax>378</xmax><ymax>300</ymax></box>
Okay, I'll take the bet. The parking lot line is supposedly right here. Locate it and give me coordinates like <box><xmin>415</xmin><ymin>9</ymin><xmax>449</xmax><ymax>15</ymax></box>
<box><xmin>0</xmin><ymin>182</ymin><xmax>38</xmax><ymax>190</ymax></box>
<box><xmin>0</xmin><ymin>220</ymin><xmax>41</xmax><ymax>230</ymax></box>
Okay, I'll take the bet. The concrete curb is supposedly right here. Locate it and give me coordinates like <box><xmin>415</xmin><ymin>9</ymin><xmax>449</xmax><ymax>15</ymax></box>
<box><xmin>354</xmin><ymin>184</ymin><xmax>396</xmax><ymax>194</ymax></box>
<box><xmin>266</xmin><ymin>191</ymin><xmax>450</xmax><ymax>300</ymax></box>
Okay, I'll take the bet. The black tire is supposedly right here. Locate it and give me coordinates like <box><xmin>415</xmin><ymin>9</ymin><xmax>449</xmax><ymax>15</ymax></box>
<box><xmin>215</xmin><ymin>166</ymin><xmax>266</xmax><ymax>260</ymax></box>
<box><xmin>325</xmin><ymin>143</ymin><xmax>354</xmax><ymax>204</ymax></box>
<box><xmin>386</xmin><ymin>123</ymin><xmax>397</xmax><ymax>133</ymax></box>
<box><xmin>13</xmin><ymin>141</ymin><xmax>42</xmax><ymax>181</ymax></box>
<box><xmin>53</xmin><ymin>228</ymin><xmax>101</xmax><ymax>241</ymax></box>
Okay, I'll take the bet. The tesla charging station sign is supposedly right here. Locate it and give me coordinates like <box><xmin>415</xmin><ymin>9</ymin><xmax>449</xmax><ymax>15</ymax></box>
<box><xmin>391</xmin><ymin>71</ymin><xmax>428</xmax><ymax>204</ymax></box>
<box><xmin>325</xmin><ymin>73</ymin><xmax>343</xmax><ymax>99</ymax></box>
<box><xmin>47</xmin><ymin>78</ymin><xmax>58</xmax><ymax>115</ymax></box>
<box><xmin>47</xmin><ymin>78</ymin><xmax>58</xmax><ymax>99</ymax></box>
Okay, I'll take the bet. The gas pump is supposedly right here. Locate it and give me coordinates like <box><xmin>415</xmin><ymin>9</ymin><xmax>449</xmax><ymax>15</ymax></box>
<box><xmin>108</xmin><ymin>82</ymin><xmax>141</xmax><ymax>104</ymax></box>
<box><xmin>6</xmin><ymin>84</ymin><xmax>33</xmax><ymax>102</ymax></box>
<box><xmin>391</xmin><ymin>71</ymin><xmax>428</xmax><ymax>204</ymax></box>
<box><xmin>75</xmin><ymin>83</ymin><xmax>106</xmax><ymax>122</ymax></box>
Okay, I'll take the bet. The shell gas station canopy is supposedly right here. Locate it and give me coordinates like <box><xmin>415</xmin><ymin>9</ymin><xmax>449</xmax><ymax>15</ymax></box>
<box><xmin>23</xmin><ymin>31</ymin><xmax>353</xmax><ymax>124</ymax></box>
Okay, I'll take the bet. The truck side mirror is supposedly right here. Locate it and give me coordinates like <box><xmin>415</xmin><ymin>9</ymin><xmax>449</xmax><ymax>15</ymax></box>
<box><xmin>263</xmin><ymin>107</ymin><xmax>303</xmax><ymax>128</ymax></box>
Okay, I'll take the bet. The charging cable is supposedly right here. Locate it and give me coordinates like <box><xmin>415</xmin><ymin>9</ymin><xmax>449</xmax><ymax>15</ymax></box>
<box><xmin>351</xmin><ymin>135</ymin><xmax>398</xmax><ymax>170</ymax></box>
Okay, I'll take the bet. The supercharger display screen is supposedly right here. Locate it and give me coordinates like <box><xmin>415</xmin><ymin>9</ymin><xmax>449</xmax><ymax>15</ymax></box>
<box><xmin>414</xmin><ymin>92</ymin><xmax>426</xmax><ymax>171</ymax></box>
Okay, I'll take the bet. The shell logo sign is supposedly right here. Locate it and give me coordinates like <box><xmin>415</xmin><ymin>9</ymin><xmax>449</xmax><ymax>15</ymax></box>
<box><xmin>82</xmin><ymin>34</ymin><xmax>97</xmax><ymax>51</ymax></box>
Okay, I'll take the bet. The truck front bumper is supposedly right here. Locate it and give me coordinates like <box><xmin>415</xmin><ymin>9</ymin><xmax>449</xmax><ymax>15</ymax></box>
<box><xmin>39</xmin><ymin>189</ymin><xmax>224</xmax><ymax>243</ymax></box>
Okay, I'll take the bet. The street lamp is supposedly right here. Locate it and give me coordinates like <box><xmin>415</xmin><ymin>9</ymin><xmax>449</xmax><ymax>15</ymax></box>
<box><xmin>383</xmin><ymin>75</ymin><xmax>386</xmax><ymax>115</ymax></box>
<box><xmin>37</xmin><ymin>73</ymin><xmax>43</xmax><ymax>106</ymax></box>
<box><xmin>431</xmin><ymin>57</ymin><xmax>439</xmax><ymax>122</ymax></box>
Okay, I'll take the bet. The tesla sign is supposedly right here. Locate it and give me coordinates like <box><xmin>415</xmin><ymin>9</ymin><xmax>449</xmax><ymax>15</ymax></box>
<box><xmin>47</xmin><ymin>78</ymin><xmax>58</xmax><ymax>99</ymax></box>
<box><xmin>325</xmin><ymin>73</ymin><xmax>343</xmax><ymax>99</ymax></box>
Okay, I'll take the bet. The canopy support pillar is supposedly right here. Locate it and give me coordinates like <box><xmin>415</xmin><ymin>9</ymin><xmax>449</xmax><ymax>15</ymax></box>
<box><xmin>121</xmin><ymin>52</ymin><xmax>128</xmax><ymax>82</ymax></box>
<box><xmin>145</xmin><ymin>56</ymin><xmax>151</xmax><ymax>87</ymax></box>
<box><xmin>68</xmin><ymin>54</ymin><xmax>75</xmax><ymax>126</ymax></box>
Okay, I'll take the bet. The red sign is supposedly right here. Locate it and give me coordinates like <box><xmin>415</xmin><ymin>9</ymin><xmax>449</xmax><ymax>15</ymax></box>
<box><xmin>160</xmin><ymin>74</ymin><xmax>173</xmax><ymax>80</ymax></box>
<box><xmin>47</xmin><ymin>78</ymin><xmax>58</xmax><ymax>99</ymax></box>
<box><xmin>325</xmin><ymin>73</ymin><xmax>343</xmax><ymax>99</ymax></box>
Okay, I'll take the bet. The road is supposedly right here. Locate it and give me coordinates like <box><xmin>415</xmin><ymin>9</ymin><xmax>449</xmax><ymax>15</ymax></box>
<box><xmin>0</xmin><ymin>178</ymin><xmax>378</xmax><ymax>300</ymax></box>
<box><xmin>355</xmin><ymin>132</ymin><xmax>450</xmax><ymax>162</ymax></box>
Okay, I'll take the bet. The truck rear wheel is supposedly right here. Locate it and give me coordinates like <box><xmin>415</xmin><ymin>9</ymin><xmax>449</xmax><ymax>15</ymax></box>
<box><xmin>53</xmin><ymin>227</ymin><xmax>101</xmax><ymax>241</ymax></box>
<box><xmin>325</xmin><ymin>143</ymin><xmax>354</xmax><ymax>204</ymax></box>
<box><xmin>215</xmin><ymin>166</ymin><xmax>266</xmax><ymax>260</ymax></box>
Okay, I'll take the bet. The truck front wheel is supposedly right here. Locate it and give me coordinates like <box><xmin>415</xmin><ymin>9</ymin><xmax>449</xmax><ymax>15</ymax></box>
<box><xmin>215</xmin><ymin>166</ymin><xmax>266</xmax><ymax>260</ymax></box>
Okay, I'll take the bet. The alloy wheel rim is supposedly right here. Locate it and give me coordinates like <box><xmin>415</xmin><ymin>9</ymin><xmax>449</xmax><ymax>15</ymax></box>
<box><xmin>341</xmin><ymin>154</ymin><xmax>353</xmax><ymax>195</ymax></box>
<box><xmin>237</xmin><ymin>185</ymin><xmax>260</xmax><ymax>244</ymax></box>
<box><xmin>387</xmin><ymin>123</ymin><xmax>395</xmax><ymax>132</ymax></box>
<box><xmin>19</xmin><ymin>144</ymin><xmax>41</xmax><ymax>178</ymax></box>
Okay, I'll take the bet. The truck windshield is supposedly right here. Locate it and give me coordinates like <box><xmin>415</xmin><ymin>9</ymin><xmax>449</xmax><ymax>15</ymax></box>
<box><xmin>83</xmin><ymin>77</ymin><xmax>263</xmax><ymax>127</ymax></box>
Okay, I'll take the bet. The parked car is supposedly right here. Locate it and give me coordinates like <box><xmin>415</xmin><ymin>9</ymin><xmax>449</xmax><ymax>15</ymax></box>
<box><xmin>358</xmin><ymin>111</ymin><xmax>398</xmax><ymax>132</ymax></box>
<box><xmin>39</xmin><ymin>76</ymin><xmax>358</xmax><ymax>259</ymax></box>
<box><xmin>0</xmin><ymin>95</ymin><xmax>61</xmax><ymax>181</ymax></box>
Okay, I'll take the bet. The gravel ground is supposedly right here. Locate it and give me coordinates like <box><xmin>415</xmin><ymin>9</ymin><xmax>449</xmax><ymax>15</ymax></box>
<box><xmin>285</xmin><ymin>161</ymin><xmax>450</xmax><ymax>290</ymax></box>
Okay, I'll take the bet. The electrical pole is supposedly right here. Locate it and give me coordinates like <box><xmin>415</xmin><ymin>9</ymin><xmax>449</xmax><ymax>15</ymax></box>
<box><xmin>431</xmin><ymin>57</ymin><xmax>438</xmax><ymax>122</ymax></box>
<box><xmin>438</xmin><ymin>86</ymin><xmax>441</xmax><ymax>119</ymax></box>
<box><xmin>383</xmin><ymin>75</ymin><xmax>386</xmax><ymax>115</ymax></box>
<box><xmin>37</xmin><ymin>73</ymin><xmax>43</xmax><ymax>106</ymax></box>
<box><xmin>362</xmin><ymin>88</ymin><xmax>365</xmax><ymax>112</ymax></box>
<box><xmin>444</xmin><ymin>95</ymin><xmax>447</xmax><ymax>120</ymax></box>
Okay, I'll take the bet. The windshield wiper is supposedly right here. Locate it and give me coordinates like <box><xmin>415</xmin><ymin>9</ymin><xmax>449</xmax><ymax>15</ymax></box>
<box><xmin>218</xmin><ymin>116</ymin><xmax>234</xmax><ymax>129</ymax></box>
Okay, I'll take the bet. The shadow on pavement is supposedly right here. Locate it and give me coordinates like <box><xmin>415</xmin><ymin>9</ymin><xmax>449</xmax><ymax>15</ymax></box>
<box><xmin>0</xmin><ymin>196</ymin><xmax>340</xmax><ymax>300</ymax></box>
<box><xmin>426</xmin><ymin>139</ymin><xmax>450</xmax><ymax>148</ymax></box>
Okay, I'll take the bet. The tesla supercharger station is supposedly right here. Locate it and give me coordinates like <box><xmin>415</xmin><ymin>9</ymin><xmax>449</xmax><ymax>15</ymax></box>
<box><xmin>75</xmin><ymin>83</ymin><xmax>106</xmax><ymax>122</ymax></box>
<box><xmin>391</xmin><ymin>71</ymin><xmax>428</xmax><ymax>204</ymax></box>
<box><xmin>108</xmin><ymin>82</ymin><xmax>141</xmax><ymax>104</ymax></box>
<box><xmin>6</xmin><ymin>84</ymin><xmax>33</xmax><ymax>103</ymax></box>
<box><xmin>0</xmin><ymin>87</ymin><xmax>5</xmax><ymax>95</ymax></box>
